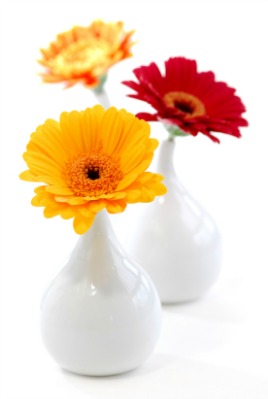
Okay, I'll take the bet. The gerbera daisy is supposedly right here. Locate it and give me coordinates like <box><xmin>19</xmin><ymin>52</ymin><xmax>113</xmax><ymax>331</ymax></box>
<box><xmin>122</xmin><ymin>57</ymin><xmax>248</xmax><ymax>143</ymax></box>
<box><xmin>20</xmin><ymin>105</ymin><xmax>167</xmax><ymax>234</ymax></box>
<box><xmin>38</xmin><ymin>20</ymin><xmax>135</xmax><ymax>89</ymax></box>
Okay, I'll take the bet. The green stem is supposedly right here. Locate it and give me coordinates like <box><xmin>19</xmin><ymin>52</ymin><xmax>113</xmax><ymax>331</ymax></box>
<box><xmin>92</xmin><ymin>74</ymin><xmax>108</xmax><ymax>94</ymax></box>
<box><xmin>164</xmin><ymin>123</ymin><xmax>189</xmax><ymax>139</ymax></box>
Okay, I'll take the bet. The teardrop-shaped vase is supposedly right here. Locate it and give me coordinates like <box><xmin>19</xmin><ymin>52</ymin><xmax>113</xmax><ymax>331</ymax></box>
<box><xmin>41</xmin><ymin>211</ymin><xmax>161</xmax><ymax>376</ymax></box>
<box><xmin>129</xmin><ymin>139</ymin><xmax>222</xmax><ymax>304</ymax></box>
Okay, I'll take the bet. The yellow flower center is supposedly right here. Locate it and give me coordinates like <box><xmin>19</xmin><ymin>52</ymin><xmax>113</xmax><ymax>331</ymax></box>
<box><xmin>163</xmin><ymin>91</ymin><xmax>206</xmax><ymax>119</ymax></box>
<box><xmin>65</xmin><ymin>152</ymin><xmax>123</xmax><ymax>197</ymax></box>
<box><xmin>51</xmin><ymin>39</ymin><xmax>109</xmax><ymax>77</ymax></box>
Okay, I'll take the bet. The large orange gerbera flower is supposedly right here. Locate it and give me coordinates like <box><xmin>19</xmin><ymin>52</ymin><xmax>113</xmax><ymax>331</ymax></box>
<box><xmin>38</xmin><ymin>20</ymin><xmax>135</xmax><ymax>89</ymax></box>
<box><xmin>20</xmin><ymin>106</ymin><xmax>166</xmax><ymax>234</ymax></box>
<box><xmin>123</xmin><ymin>57</ymin><xmax>248</xmax><ymax>143</ymax></box>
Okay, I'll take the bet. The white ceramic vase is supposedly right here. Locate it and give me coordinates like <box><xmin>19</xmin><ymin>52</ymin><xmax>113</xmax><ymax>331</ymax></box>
<box><xmin>129</xmin><ymin>139</ymin><xmax>222</xmax><ymax>304</ymax></box>
<box><xmin>41</xmin><ymin>211</ymin><xmax>161</xmax><ymax>376</ymax></box>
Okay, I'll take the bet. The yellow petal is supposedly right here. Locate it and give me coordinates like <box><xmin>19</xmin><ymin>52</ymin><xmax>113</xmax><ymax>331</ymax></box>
<box><xmin>59</xmin><ymin>207</ymin><xmax>74</xmax><ymax>219</ymax></box>
<box><xmin>125</xmin><ymin>172</ymin><xmax>167</xmax><ymax>203</ymax></box>
<box><xmin>116</xmin><ymin>173</ymin><xmax>138</xmax><ymax>191</ymax></box>
<box><xmin>44</xmin><ymin>205</ymin><xmax>62</xmax><ymax>218</ymax></box>
<box><xmin>73</xmin><ymin>214</ymin><xmax>95</xmax><ymax>234</ymax></box>
<box><xmin>101</xmin><ymin>107</ymin><xmax>125</xmax><ymax>154</ymax></box>
<box><xmin>45</xmin><ymin>186</ymin><xmax>74</xmax><ymax>195</ymax></box>
<box><xmin>55</xmin><ymin>196</ymin><xmax>87</xmax><ymax>205</ymax></box>
<box><xmin>19</xmin><ymin>170</ymin><xmax>37</xmax><ymax>182</ymax></box>
<box><xmin>106</xmin><ymin>199</ymin><xmax>127</xmax><ymax>214</ymax></box>
<box><xmin>77</xmin><ymin>201</ymin><xmax>106</xmax><ymax>217</ymax></box>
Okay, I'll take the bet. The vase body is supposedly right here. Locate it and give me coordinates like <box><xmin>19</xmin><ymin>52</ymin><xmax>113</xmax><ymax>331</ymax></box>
<box><xmin>41</xmin><ymin>211</ymin><xmax>161</xmax><ymax>376</ymax></box>
<box><xmin>129</xmin><ymin>139</ymin><xmax>222</xmax><ymax>304</ymax></box>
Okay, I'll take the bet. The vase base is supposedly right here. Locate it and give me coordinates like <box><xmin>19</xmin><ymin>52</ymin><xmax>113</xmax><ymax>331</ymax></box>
<box><xmin>156</xmin><ymin>270</ymin><xmax>221</xmax><ymax>305</ymax></box>
<box><xmin>161</xmin><ymin>294</ymin><xmax>208</xmax><ymax>306</ymax></box>
<box><xmin>61</xmin><ymin>363</ymin><xmax>140</xmax><ymax>377</ymax></box>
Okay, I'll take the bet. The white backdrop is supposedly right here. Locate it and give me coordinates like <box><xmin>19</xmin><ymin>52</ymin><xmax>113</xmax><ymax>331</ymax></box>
<box><xmin>1</xmin><ymin>1</ymin><xmax>268</xmax><ymax>398</ymax></box>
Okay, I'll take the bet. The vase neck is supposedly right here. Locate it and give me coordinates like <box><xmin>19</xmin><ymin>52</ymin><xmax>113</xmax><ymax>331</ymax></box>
<box><xmin>80</xmin><ymin>210</ymin><xmax>114</xmax><ymax>245</ymax></box>
<box><xmin>156</xmin><ymin>139</ymin><xmax>177</xmax><ymax>177</ymax></box>
<box><xmin>67</xmin><ymin>210</ymin><xmax>121</xmax><ymax>286</ymax></box>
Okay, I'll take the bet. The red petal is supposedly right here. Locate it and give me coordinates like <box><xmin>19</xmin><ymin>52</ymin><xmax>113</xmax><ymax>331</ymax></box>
<box><xmin>136</xmin><ymin>112</ymin><xmax>158</xmax><ymax>122</ymax></box>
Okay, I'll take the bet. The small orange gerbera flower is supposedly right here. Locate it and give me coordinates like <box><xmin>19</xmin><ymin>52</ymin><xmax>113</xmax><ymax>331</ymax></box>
<box><xmin>38</xmin><ymin>20</ymin><xmax>135</xmax><ymax>89</ymax></box>
<box><xmin>20</xmin><ymin>105</ymin><xmax>166</xmax><ymax>234</ymax></box>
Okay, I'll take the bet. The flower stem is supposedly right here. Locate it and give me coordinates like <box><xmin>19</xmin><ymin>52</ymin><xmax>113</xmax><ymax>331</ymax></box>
<box><xmin>93</xmin><ymin>89</ymin><xmax>111</xmax><ymax>109</ymax></box>
<box><xmin>92</xmin><ymin>74</ymin><xmax>110</xmax><ymax>109</ymax></box>
<box><xmin>164</xmin><ymin>123</ymin><xmax>189</xmax><ymax>140</ymax></box>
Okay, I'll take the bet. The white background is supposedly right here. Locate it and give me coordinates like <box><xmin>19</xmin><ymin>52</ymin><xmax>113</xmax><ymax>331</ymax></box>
<box><xmin>1</xmin><ymin>0</ymin><xmax>268</xmax><ymax>398</ymax></box>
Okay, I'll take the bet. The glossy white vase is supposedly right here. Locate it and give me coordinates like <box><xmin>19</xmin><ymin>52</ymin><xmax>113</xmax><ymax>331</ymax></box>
<box><xmin>129</xmin><ymin>139</ymin><xmax>222</xmax><ymax>304</ymax></box>
<box><xmin>41</xmin><ymin>211</ymin><xmax>161</xmax><ymax>376</ymax></box>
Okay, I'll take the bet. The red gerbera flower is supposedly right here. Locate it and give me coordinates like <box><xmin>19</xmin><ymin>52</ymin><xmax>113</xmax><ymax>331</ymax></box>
<box><xmin>122</xmin><ymin>57</ymin><xmax>248</xmax><ymax>143</ymax></box>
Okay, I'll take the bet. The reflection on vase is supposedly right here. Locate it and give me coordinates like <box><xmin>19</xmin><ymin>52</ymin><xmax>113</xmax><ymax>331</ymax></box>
<box><xmin>41</xmin><ymin>211</ymin><xmax>161</xmax><ymax>376</ymax></box>
<box><xmin>129</xmin><ymin>139</ymin><xmax>222</xmax><ymax>304</ymax></box>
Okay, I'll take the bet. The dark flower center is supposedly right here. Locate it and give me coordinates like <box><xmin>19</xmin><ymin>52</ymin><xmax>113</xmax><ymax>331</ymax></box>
<box><xmin>65</xmin><ymin>152</ymin><xmax>123</xmax><ymax>197</ymax></box>
<box><xmin>87</xmin><ymin>168</ymin><xmax>100</xmax><ymax>180</ymax></box>
<box><xmin>173</xmin><ymin>100</ymin><xmax>194</xmax><ymax>114</ymax></box>
<box><xmin>164</xmin><ymin>91</ymin><xmax>206</xmax><ymax>119</ymax></box>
